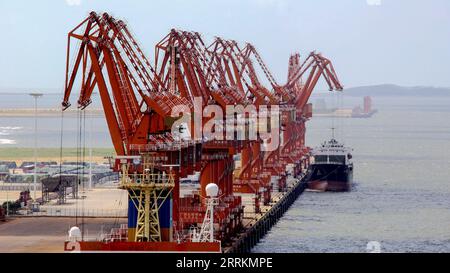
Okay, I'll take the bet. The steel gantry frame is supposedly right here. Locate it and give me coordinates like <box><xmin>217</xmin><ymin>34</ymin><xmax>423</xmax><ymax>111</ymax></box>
<box><xmin>62</xmin><ymin>12</ymin><xmax>343</xmax><ymax>246</ymax></box>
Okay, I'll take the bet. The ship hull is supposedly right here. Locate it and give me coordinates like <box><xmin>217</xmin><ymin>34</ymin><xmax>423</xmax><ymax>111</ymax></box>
<box><xmin>307</xmin><ymin>180</ymin><xmax>328</xmax><ymax>192</ymax></box>
<box><xmin>306</xmin><ymin>163</ymin><xmax>352</xmax><ymax>192</ymax></box>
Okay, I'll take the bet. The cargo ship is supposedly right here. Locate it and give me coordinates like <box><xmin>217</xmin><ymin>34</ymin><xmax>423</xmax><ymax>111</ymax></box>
<box><xmin>313</xmin><ymin>96</ymin><xmax>377</xmax><ymax>118</ymax></box>
<box><xmin>351</xmin><ymin>96</ymin><xmax>378</xmax><ymax>118</ymax></box>
<box><xmin>306</xmin><ymin>138</ymin><xmax>353</xmax><ymax>192</ymax></box>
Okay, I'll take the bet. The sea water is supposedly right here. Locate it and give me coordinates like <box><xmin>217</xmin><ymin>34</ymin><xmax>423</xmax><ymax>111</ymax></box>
<box><xmin>1</xmin><ymin>93</ymin><xmax>450</xmax><ymax>252</ymax></box>
<box><xmin>253</xmin><ymin>95</ymin><xmax>450</xmax><ymax>252</ymax></box>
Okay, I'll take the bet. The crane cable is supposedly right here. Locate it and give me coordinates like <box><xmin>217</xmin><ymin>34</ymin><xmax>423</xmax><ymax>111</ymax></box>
<box><xmin>331</xmin><ymin>92</ymin><xmax>336</xmax><ymax>140</ymax></box>
<box><xmin>81</xmin><ymin>109</ymin><xmax>87</xmax><ymax>239</ymax></box>
<box><xmin>75</xmin><ymin>108</ymin><xmax>80</xmax><ymax>226</ymax></box>
<box><xmin>58</xmin><ymin>104</ymin><xmax>67</xmax><ymax>223</ymax></box>
<box><xmin>75</xmin><ymin>108</ymin><xmax>87</xmax><ymax>237</ymax></box>
<box><xmin>339</xmin><ymin>91</ymin><xmax>344</xmax><ymax>142</ymax></box>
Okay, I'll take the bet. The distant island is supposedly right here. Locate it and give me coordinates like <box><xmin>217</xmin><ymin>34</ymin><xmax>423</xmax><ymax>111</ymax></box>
<box><xmin>342</xmin><ymin>84</ymin><xmax>450</xmax><ymax>97</ymax></box>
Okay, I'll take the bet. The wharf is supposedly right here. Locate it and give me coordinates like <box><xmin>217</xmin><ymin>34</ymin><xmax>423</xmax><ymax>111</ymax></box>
<box><xmin>224</xmin><ymin>174</ymin><xmax>308</xmax><ymax>253</ymax></box>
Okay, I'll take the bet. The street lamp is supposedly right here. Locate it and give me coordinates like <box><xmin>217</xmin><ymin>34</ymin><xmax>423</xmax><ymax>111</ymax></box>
<box><xmin>88</xmin><ymin>92</ymin><xmax>97</xmax><ymax>190</ymax></box>
<box><xmin>29</xmin><ymin>93</ymin><xmax>43</xmax><ymax>201</ymax></box>
<box><xmin>89</xmin><ymin>109</ymin><xmax>93</xmax><ymax>190</ymax></box>
<box><xmin>6</xmin><ymin>190</ymin><xmax>8</xmax><ymax>216</ymax></box>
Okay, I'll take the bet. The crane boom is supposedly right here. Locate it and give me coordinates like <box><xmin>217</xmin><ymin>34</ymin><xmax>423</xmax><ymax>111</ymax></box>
<box><xmin>61</xmin><ymin>12</ymin><xmax>343</xmax><ymax>246</ymax></box>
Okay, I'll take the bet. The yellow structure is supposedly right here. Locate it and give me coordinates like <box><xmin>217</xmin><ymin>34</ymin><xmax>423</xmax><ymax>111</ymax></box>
<box><xmin>119</xmin><ymin>154</ymin><xmax>175</xmax><ymax>242</ymax></box>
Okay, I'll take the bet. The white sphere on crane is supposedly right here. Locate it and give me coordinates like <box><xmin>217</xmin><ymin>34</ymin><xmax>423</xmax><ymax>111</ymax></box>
<box><xmin>68</xmin><ymin>226</ymin><xmax>82</xmax><ymax>242</ymax></box>
<box><xmin>205</xmin><ymin>183</ymin><xmax>219</xmax><ymax>198</ymax></box>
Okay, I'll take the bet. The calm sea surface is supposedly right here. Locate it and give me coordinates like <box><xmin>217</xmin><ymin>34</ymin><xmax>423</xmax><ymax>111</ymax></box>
<box><xmin>253</xmin><ymin>95</ymin><xmax>450</xmax><ymax>253</ymax></box>
<box><xmin>0</xmin><ymin>93</ymin><xmax>111</xmax><ymax>147</ymax></box>
<box><xmin>1</xmin><ymin>93</ymin><xmax>450</xmax><ymax>252</ymax></box>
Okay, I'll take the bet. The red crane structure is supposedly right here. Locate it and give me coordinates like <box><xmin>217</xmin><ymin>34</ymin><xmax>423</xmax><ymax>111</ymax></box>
<box><xmin>62</xmin><ymin>12</ymin><xmax>342</xmax><ymax>252</ymax></box>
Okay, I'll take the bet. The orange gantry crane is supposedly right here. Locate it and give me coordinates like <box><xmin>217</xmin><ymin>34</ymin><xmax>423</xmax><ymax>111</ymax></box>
<box><xmin>62</xmin><ymin>12</ymin><xmax>342</xmax><ymax>251</ymax></box>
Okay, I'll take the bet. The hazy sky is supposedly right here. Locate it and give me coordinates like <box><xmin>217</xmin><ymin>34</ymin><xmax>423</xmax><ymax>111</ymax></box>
<box><xmin>1</xmin><ymin>0</ymin><xmax>449</xmax><ymax>91</ymax></box>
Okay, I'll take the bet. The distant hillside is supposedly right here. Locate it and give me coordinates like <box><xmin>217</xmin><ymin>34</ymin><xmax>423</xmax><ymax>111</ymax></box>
<box><xmin>343</xmin><ymin>84</ymin><xmax>450</xmax><ymax>97</ymax></box>
<box><xmin>2</xmin><ymin>84</ymin><xmax>450</xmax><ymax>97</ymax></box>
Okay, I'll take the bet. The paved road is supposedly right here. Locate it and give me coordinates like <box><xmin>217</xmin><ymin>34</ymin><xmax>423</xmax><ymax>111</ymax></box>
<box><xmin>0</xmin><ymin>217</ymin><xmax>126</xmax><ymax>252</ymax></box>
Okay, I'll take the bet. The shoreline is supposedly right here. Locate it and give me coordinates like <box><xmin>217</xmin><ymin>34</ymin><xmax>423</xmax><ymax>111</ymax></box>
<box><xmin>0</xmin><ymin>147</ymin><xmax>115</xmax><ymax>164</ymax></box>
<box><xmin>0</xmin><ymin>108</ymin><xmax>104</xmax><ymax>117</ymax></box>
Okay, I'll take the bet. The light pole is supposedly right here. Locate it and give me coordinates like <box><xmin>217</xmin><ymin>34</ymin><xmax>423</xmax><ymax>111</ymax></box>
<box><xmin>89</xmin><ymin>108</ymin><xmax>93</xmax><ymax>190</ymax></box>
<box><xmin>88</xmin><ymin>92</ymin><xmax>97</xmax><ymax>190</ymax></box>
<box><xmin>30</xmin><ymin>93</ymin><xmax>43</xmax><ymax>201</ymax></box>
<box><xmin>6</xmin><ymin>189</ymin><xmax>9</xmax><ymax>216</ymax></box>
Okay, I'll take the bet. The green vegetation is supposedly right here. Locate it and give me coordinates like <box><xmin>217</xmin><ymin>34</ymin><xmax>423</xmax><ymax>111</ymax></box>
<box><xmin>0</xmin><ymin>147</ymin><xmax>116</xmax><ymax>160</ymax></box>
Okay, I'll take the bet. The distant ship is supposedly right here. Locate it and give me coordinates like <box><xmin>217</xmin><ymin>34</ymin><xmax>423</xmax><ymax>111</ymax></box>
<box><xmin>351</xmin><ymin>96</ymin><xmax>378</xmax><ymax>118</ymax></box>
<box><xmin>313</xmin><ymin>96</ymin><xmax>377</xmax><ymax>118</ymax></box>
<box><xmin>306</xmin><ymin>138</ymin><xmax>353</xmax><ymax>192</ymax></box>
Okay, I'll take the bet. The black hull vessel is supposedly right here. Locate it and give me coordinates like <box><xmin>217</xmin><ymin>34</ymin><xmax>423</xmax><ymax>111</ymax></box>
<box><xmin>306</xmin><ymin>138</ymin><xmax>353</xmax><ymax>192</ymax></box>
<box><xmin>307</xmin><ymin>163</ymin><xmax>353</xmax><ymax>192</ymax></box>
